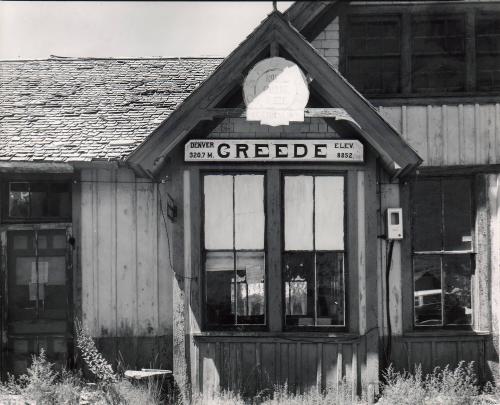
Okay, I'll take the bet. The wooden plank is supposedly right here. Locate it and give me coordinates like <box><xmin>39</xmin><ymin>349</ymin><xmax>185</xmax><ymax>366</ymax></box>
<box><xmin>406</xmin><ymin>106</ymin><xmax>428</xmax><ymax>164</ymax></box>
<box><xmin>80</xmin><ymin>169</ymin><xmax>98</xmax><ymax>334</ymax></box>
<box><xmin>71</xmin><ymin>175</ymin><xmax>82</xmax><ymax>328</ymax></box>
<box><xmin>378</xmin><ymin>106</ymin><xmax>402</xmax><ymax>134</ymax></box>
<box><xmin>261</xmin><ymin>343</ymin><xmax>275</xmax><ymax>389</ymax></box>
<box><xmin>463</xmin><ymin>104</ymin><xmax>477</xmax><ymax>165</ymax></box>
<box><xmin>96</xmin><ymin>168</ymin><xmax>117</xmax><ymax>337</ymax></box>
<box><xmin>364</xmin><ymin>155</ymin><xmax>380</xmax><ymax>388</ymax></box>
<box><xmin>205</xmin><ymin>107</ymin><xmax>356</xmax><ymax>121</ymax></box>
<box><xmin>355</xmin><ymin>171</ymin><xmax>364</xmax><ymax>335</ymax></box>
<box><xmin>435</xmin><ymin>341</ymin><xmax>458</xmax><ymax>370</ymax></box>
<box><xmin>322</xmin><ymin>343</ymin><xmax>338</xmax><ymax>391</ymax></box>
<box><xmin>267</xmin><ymin>168</ymin><xmax>282</xmax><ymax>332</ymax></box>
<box><xmin>157</xmin><ymin>181</ymin><xmax>172</xmax><ymax>335</ymax></box>
<box><xmin>136</xmin><ymin>181</ymin><xmax>158</xmax><ymax>336</ymax></box>
<box><xmin>0</xmin><ymin>162</ymin><xmax>74</xmax><ymax>173</ymax></box>
<box><xmin>444</xmin><ymin>105</ymin><xmax>460</xmax><ymax>165</ymax></box>
<box><xmin>301</xmin><ymin>343</ymin><xmax>317</xmax><ymax>391</ymax></box>
<box><xmin>115</xmin><ymin>168</ymin><xmax>137</xmax><ymax>336</ymax></box>
<box><xmin>427</xmin><ymin>105</ymin><xmax>443</xmax><ymax>166</ymax></box>
<box><xmin>480</xmin><ymin>104</ymin><xmax>497</xmax><ymax>164</ymax></box>
<box><xmin>410</xmin><ymin>341</ymin><xmax>433</xmax><ymax>374</ymax></box>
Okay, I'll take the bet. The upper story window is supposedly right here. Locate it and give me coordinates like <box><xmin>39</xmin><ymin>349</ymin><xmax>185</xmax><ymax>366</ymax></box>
<box><xmin>283</xmin><ymin>175</ymin><xmax>345</xmax><ymax>328</ymax></box>
<box><xmin>344</xmin><ymin>10</ymin><xmax>500</xmax><ymax>97</ymax></box>
<box><xmin>411</xmin><ymin>177</ymin><xmax>473</xmax><ymax>328</ymax></box>
<box><xmin>5</xmin><ymin>182</ymin><xmax>71</xmax><ymax>221</ymax></box>
<box><xmin>203</xmin><ymin>174</ymin><xmax>266</xmax><ymax>328</ymax></box>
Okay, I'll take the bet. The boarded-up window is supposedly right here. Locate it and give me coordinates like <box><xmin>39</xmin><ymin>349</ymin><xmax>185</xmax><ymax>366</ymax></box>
<box><xmin>203</xmin><ymin>174</ymin><xmax>265</xmax><ymax>327</ymax></box>
<box><xmin>411</xmin><ymin>177</ymin><xmax>473</xmax><ymax>327</ymax></box>
<box><xmin>283</xmin><ymin>175</ymin><xmax>345</xmax><ymax>328</ymax></box>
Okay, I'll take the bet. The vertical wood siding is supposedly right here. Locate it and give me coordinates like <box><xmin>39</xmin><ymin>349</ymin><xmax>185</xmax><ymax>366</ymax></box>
<box><xmin>80</xmin><ymin>167</ymin><xmax>172</xmax><ymax>338</ymax></box>
<box><xmin>379</xmin><ymin>104</ymin><xmax>500</xmax><ymax>166</ymax></box>
<box><xmin>195</xmin><ymin>337</ymin><xmax>362</xmax><ymax>397</ymax></box>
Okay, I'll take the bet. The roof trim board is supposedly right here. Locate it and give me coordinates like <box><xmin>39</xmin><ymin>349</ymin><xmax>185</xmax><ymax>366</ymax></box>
<box><xmin>127</xmin><ymin>11</ymin><xmax>422</xmax><ymax>178</ymax></box>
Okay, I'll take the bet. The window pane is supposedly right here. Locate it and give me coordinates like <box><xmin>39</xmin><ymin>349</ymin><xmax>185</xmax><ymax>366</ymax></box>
<box><xmin>443</xmin><ymin>179</ymin><xmax>472</xmax><ymax>251</ymax></box>
<box><xmin>413</xmin><ymin>180</ymin><xmax>442</xmax><ymax>251</ymax></box>
<box><xmin>48</xmin><ymin>183</ymin><xmax>71</xmax><ymax>218</ymax></box>
<box><xmin>30</xmin><ymin>183</ymin><xmax>48</xmax><ymax>218</ymax></box>
<box><xmin>284</xmin><ymin>176</ymin><xmax>313</xmax><ymax>250</ymax></box>
<box><xmin>316</xmin><ymin>252</ymin><xmax>344</xmax><ymax>326</ymax></box>
<box><xmin>346</xmin><ymin>16</ymin><xmax>401</xmax><ymax>94</ymax></box>
<box><xmin>284</xmin><ymin>252</ymin><xmax>315</xmax><ymax>326</ymax></box>
<box><xmin>443</xmin><ymin>255</ymin><xmax>472</xmax><ymax>325</ymax></box>
<box><xmin>476</xmin><ymin>14</ymin><xmax>500</xmax><ymax>91</ymax></box>
<box><xmin>414</xmin><ymin>255</ymin><xmax>442</xmax><ymax>326</ymax></box>
<box><xmin>9</xmin><ymin>183</ymin><xmax>29</xmax><ymax>217</ymax></box>
<box><xmin>205</xmin><ymin>251</ymin><xmax>235</xmax><ymax>326</ymax></box>
<box><xmin>235</xmin><ymin>252</ymin><xmax>265</xmax><ymax>324</ymax></box>
<box><xmin>315</xmin><ymin>176</ymin><xmax>344</xmax><ymax>250</ymax></box>
<box><xmin>204</xmin><ymin>176</ymin><xmax>233</xmax><ymax>250</ymax></box>
<box><xmin>234</xmin><ymin>175</ymin><xmax>265</xmax><ymax>250</ymax></box>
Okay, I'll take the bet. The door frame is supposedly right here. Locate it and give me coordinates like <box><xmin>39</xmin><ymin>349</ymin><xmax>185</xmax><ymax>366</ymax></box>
<box><xmin>0</xmin><ymin>222</ymin><xmax>73</xmax><ymax>377</ymax></box>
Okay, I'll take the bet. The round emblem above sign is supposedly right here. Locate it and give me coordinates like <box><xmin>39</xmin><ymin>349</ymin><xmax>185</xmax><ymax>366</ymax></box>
<box><xmin>243</xmin><ymin>57</ymin><xmax>309</xmax><ymax>126</ymax></box>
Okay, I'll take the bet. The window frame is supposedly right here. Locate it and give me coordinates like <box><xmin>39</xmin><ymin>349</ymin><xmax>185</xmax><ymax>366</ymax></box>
<box><xmin>340</xmin><ymin>3</ymin><xmax>500</xmax><ymax>100</ymax></box>
<box><xmin>200</xmin><ymin>170</ymin><xmax>268</xmax><ymax>331</ymax></box>
<box><xmin>1</xmin><ymin>178</ymin><xmax>73</xmax><ymax>224</ymax></box>
<box><xmin>280</xmin><ymin>171</ymin><xmax>348</xmax><ymax>332</ymax></box>
<box><xmin>410</xmin><ymin>175</ymin><xmax>476</xmax><ymax>331</ymax></box>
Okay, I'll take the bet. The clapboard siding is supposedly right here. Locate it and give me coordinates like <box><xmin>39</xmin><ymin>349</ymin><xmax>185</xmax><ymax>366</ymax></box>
<box><xmin>379</xmin><ymin>104</ymin><xmax>500</xmax><ymax>166</ymax></box>
<box><xmin>80</xmin><ymin>167</ymin><xmax>172</xmax><ymax>338</ymax></box>
<box><xmin>194</xmin><ymin>337</ymin><xmax>362</xmax><ymax>396</ymax></box>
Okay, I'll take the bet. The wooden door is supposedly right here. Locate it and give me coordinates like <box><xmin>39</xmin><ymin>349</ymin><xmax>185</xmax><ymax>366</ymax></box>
<box><xmin>4</xmin><ymin>228</ymin><xmax>72</xmax><ymax>375</ymax></box>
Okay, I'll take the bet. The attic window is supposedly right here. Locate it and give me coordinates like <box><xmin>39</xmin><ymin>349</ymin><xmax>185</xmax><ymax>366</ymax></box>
<box><xmin>7</xmin><ymin>182</ymin><xmax>71</xmax><ymax>221</ymax></box>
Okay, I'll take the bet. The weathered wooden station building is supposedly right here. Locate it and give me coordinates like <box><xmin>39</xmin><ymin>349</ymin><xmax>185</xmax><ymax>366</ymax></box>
<box><xmin>0</xmin><ymin>0</ymin><xmax>499</xmax><ymax>398</ymax></box>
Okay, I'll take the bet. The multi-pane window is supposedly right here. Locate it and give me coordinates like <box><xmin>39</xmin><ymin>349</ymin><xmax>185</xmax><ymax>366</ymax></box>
<box><xmin>203</xmin><ymin>174</ymin><xmax>265</xmax><ymax>327</ymax></box>
<box><xmin>412</xmin><ymin>15</ymin><xmax>466</xmax><ymax>93</ymax></box>
<box><xmin>345</xmin><ymin>16</ymin><xmax>401</xmax><ymax>94</ymax></box>
<box><xmin>411</xmin><ymin>178</ymin><xmax>473</xmax><ymax>327</ymax></box>
<box><xmin>344</xmin><ymin>10</ymin><xmax>500</xmax><ymax>96</ymax></box>
<box><xmin>6</xmin><ymin>182</ymin><xmax>71</xmax><ymax>220</ymax></box>
<box><xmin>283</xmin><ymin>175</ymin><xmax>345</xmax><ymax>328</ymax></box>
<box><xmin>476</xmin><ymin>13</ymin><xmax>500</xmax><ymax>91</ymax></box>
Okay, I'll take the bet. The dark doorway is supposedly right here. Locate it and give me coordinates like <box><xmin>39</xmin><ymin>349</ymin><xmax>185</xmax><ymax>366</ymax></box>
<box><xmin>4</xmin><ymin>228</ymin><xmax>72</xmax><ymax>375</ymax></box>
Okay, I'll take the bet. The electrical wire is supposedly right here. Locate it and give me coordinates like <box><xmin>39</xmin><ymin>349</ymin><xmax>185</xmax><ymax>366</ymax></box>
<box><xmin>156</xmin><ymin>182</ymin><xmax>198</xmax><ymax>281</ymax></box>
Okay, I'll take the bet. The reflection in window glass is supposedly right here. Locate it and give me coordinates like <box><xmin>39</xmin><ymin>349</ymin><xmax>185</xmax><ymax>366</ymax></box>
<box><xmin>9</xmin><ymin>183</ymin><xmax>30</xmax><ymax>217</ymax></box>
<box><xmin>203</xmin><ymin>174</ymin><xmax>265</xmax><ymax>327</ymax></box>
<box><xmin>284</xmin><ymin>252</ymin><xmax>314</xmax><ymax>325</ymax></box>
<box><xmin>414</xmin><ymin>255</ymin><xmax>442</xmax><ymax>326</ymax></box>
<box><xmin>412</xmin><ymin>177</ymin><xmax>474</xmax><ymax>328</ymax></box>
<box><xmin>444</xmin><ymin>255</ymin><xmax>472</xmax><ymax>325</ymax></box>
<box><xmin>283</xmin><ymin>175</ymin><xmax>345</xmax><ymax>328</ymax></box>
<box><xmin>7</xmin><ymin>182</ymin><xmax>71</xmax><ymax>220</ymax></box>
<box><xmin>317</xmin><ymin>252</ymin><xmax>344</xmax><ymax>326</ymax></box>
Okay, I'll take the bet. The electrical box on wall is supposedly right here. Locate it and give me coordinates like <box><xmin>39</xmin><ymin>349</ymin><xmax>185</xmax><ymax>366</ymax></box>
<box><xmin>386</xmin><ymin>208</ymin><xmax>403</xmax><ymax>240</ymax></box>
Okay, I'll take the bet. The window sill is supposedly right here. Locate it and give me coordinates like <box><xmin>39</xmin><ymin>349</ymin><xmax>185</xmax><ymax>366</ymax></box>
<box><xmin>193</xmin><ymin>331</ymin><xmax>360</xmax><ymax>342</ymax></box>
<box><xmin>403</xmin><ymin>330</ymin><xmax>491</xmax><ymax>339</ymax></box>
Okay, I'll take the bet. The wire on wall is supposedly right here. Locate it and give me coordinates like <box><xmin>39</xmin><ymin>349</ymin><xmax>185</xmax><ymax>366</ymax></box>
<box><xmin>156</xmin><ymin>182</ymin><xmax>198</xmax><ymax>281</ymax></box>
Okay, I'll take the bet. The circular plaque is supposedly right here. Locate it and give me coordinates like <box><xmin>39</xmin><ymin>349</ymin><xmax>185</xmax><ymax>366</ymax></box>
<box><xmin>243</xmin><ymin>57</ymin><xmax>309</xmax><ymax>126</ymax></box>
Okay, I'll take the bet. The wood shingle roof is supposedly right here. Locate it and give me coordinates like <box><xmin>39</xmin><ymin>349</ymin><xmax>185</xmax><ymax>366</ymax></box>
<box><xmin>0</xmin><ymin>57</ymin><xmax>222</xmax><ymax>162</ymax></box>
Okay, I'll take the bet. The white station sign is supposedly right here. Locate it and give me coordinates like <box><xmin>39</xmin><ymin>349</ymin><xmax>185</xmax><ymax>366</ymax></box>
<box><xmin>185</xmin><ymin>139</ymin><xmax>363</xmax><ymax>162</ymax></box>
<box><xmin>243</xmin><ymin>57</ymin><xmax>309</xmax><ymax>126</ymax></box>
